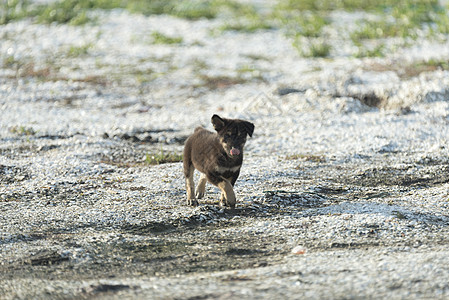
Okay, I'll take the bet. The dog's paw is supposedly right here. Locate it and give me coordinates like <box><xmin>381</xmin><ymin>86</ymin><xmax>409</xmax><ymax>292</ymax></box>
<box><xmin>219</xmin><ymin>193</ymin><xmax>227</xmax><ymax>207</ymax></box>
<box><xmin>226</xmin><ymin>196</ymin><xmax>236</xmax><ymax>209</ymax></box>
<box><xmin>196</xmin><ymin>190</ymin><xmax>205</xmax><ymax>199</ymax></box>
<box><xmin>219</xmin><ymin>200</ymin><xmax>235</xmax><ymax>209</ymax></box>
<box><xmin>187</xmin><ymin>199</ymin><xmax>199</xmax><ymax>206</ymax></box>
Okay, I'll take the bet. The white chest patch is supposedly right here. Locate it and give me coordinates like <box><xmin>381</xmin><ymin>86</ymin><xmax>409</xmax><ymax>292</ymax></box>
<box><xmin>214</xmin><ymin>165</ymin><xmax>241</xmax><ymax>174</ymax></box>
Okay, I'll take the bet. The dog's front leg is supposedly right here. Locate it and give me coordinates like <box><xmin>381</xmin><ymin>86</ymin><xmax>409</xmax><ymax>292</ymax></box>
<box><xmin>207</xmin><ymin>173</ymin><xmax>236</xmax><ymax>209</ymax></box>
<box><xmin>217</xmin><ymin>180</ymin><xmax>236</xmax><ymax>209</ymax></box>
<box><xmin>219</xmin><ymin>175</ymin><xmax>237</xmax><ymax>207</ymax></box>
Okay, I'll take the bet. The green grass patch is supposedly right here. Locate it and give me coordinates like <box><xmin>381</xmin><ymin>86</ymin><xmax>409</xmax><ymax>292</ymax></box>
<box><xmin>350</xmin><ymin>1</ymin><xmax>449</xmax><ymax>41</ymax></box>
<box><xmin>236</xmin><ymin>65</ymin><xmax>266</xmax><ymax>81</ymax></box>
<box><xmin>275</xmin><ymin>0</ymin><xmax>449</xmax><ymax>57</ymax></box>
<box><xmin>127</xmin><ymin>0</ymin><xmax>252</xmax><ymax>21</ymax></box>
<box><xmin>434</xmin><ymin>11</ymin><xmax>449</xmax><ymax>34</ymax></box>
<box><xmin>278</xmin><ymin>12</ymin><xmax>329</xmax><ymax>38</ymax></box>
<box><xmin>2</xmin><ymin>0</ymin><xmax>449</xmax><ymax>63</ymax></box>
<box><xmin>1</xmin><ymin>0</ymin><xmax>254</xmax><ymax>25</ymax></box>
<box><xmin>9</xmin><ymin>125</ymin><xmax>37</xmax><ymax>136</ymax></box>
<box><xmin>293</xmin><ymin>38</ymin><xmax>331</xmax><ymax>58</ymax></box>
<box><xmin>0</xmin><ymin>0</ymin><xmax>117</xmax><ymax>25</ymax></box>
<box><xmin>219</xmin><ymin>18</ymin><xmax>274</xmax><ymax>33</ymax></box>
<box><xmin>0</xmin><ymin>0</ymin><xmax>31</xmax><ymax>25</ymax></box>
<box><xmin>151</xmin><ymin>32</ymin><xmax>183</xmax><ymax>45</ymax></box>
<box><xmin>351</xmin><ymin>20</ymin><xmax>413</xmax><ymax>40</ymax></box>
<box><xmin>127</xmin><ymin>0</ymin><xmax>219</xmax><ymax>20</ymax></box>
<box><xmin>354</xmin><ymin>43</ymin><xmax>385</xmax><ymax>58</ymax></box>
<box><xmin>67</xmin><ymin>43</ymin><xmax>93</xmax><ymax>57</ymax></box>
<box><xmin>33</xmin><ymin>0</ymin><xmax>118</xmax><ymax>25</ymax></box>
<box><xmin>274</xmin><ymin>0</ymin><xmax>440</xmax><ymax>12</ymax></box>
<box><xmin>397</xmin><ymin>59</ymin><xmax>449</xmax><ymax>77</ymax></box>
<box><xmin>422</xmin><ymin>58</ymin><xmax>449</xmax><ymax>70</ymax></box>
<box><xmin>146</xmin><ymin>150</ymin><xmax>183</xmax><ymax>165</ymax></box>
<box><xmin>218</xmin><ymin>3</ymin><xmax>274</xmax><ymax>33</ymax></box>
<box><xmin>243</xmin><ymin>54</ymin><xmax>272</xmax><ymax>62</ymax></box>
<box><xmin>2</xmin><ymin>55</ymin><xmax>21</xmax><ymax>68</ymax></box>
<box><xmin>285</xmin><ymin>154</ymin><xmax>326</xmax><ymax>162</ymax></box>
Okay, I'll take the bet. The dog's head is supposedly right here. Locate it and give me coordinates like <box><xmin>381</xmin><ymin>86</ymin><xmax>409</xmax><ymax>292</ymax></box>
<box><xmin>211</xmin><ymin>114</ymin><xmax>255</xmax><ymax>158</ymax></box>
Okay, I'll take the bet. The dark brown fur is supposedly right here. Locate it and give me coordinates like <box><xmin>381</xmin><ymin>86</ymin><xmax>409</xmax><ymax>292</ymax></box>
<box><xmin>183</xmin><ymin>114</ymin><xmax>255</xmax><ymax>208</ymax></box>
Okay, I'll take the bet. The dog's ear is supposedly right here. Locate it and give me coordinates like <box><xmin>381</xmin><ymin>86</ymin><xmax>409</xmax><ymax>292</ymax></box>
<box><xmin>243</xmin><ymin>121</ymin><xmax>255</xmax><ymax>137</ymax></box>
<box><xmin>211</xmin><ymin>114</ymin><xmax>226</xmax><ymax>132</ymax></box>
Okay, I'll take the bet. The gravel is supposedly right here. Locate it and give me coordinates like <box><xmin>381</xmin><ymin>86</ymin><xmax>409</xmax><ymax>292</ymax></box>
<box><xmin>1</xmin><ymin>2</ymin><xmax>449</xmax><ymax>299</ymax></box>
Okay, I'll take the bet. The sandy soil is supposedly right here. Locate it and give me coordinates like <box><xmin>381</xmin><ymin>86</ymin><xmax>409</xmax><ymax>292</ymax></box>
<box><xmin>1</xmin><ymin>2</ymin><xmax>449</xmax><ymax>299</ymax></box>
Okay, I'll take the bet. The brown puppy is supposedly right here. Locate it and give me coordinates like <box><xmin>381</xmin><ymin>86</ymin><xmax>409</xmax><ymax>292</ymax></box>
<box><xmin>183</xmin><ymin>114</ymin><xmax>255</xmax><ymax>209</ymax></box>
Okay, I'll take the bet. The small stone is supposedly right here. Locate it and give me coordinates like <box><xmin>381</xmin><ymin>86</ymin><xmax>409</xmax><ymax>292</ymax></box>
<box><xmin>291</xmin><ymin>246</ymin><xmax>306</xmax><ymax>255</ymax></box>
<box><xmin>276</xmin><ymin>87</ymin><xmax>305</xmax><ymax>96</ymax></box>
<box><xmin>121</xmin><ymin>133</ymin><xmax>131</xmax><ymax>140</ymax></box>
<box><xmin>141</xmin><ymin>134</ymin><xmax>153</xmax><ymax>143</ymax></box>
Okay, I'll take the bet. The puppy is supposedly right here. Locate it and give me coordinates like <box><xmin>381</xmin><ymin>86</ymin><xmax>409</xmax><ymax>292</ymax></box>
<box><xmin>183</xmin><ymin>114</ymin><xmax>254</xmax><ymax>209</ymax></box>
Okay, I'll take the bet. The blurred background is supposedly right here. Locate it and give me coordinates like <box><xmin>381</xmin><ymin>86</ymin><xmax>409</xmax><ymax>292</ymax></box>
<box><xmin>2</xmin><ymin>0</ymin><xmax>449</xmax><ymax>86</ymax></box>
<box><xmin>1</xmin><ymin>0</ymin><xmax>449</xmax><ymax>139</ymax></box>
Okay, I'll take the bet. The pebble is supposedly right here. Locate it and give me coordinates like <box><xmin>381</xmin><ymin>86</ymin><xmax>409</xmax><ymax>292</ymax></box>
<box><xmin>291</xmin><ymin>246</ymin><xmax>307</xmax><ymax>255</ymax></box>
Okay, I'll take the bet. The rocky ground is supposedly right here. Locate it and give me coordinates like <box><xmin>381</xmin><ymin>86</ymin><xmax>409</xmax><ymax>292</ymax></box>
<box><xmin>1</xmin><ymin>1</ymin><xmax>449</xmax><ymax>299</ymax></box>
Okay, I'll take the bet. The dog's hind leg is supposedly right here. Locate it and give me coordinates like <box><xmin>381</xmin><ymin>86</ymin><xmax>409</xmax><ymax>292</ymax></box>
<box><xmin>183</xmin><ymin>149</ymin><xmax>198</xmax><ymax>206</ymax></box>
<box><xmin>196</xmin><ymin>173</ymin><xmax>207</xmax><ymax>199</ymax></box>
<box><xmin>185</xmin><ymin>167</ymin><xmax>198</xmax><ymax>206</ymax></box>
